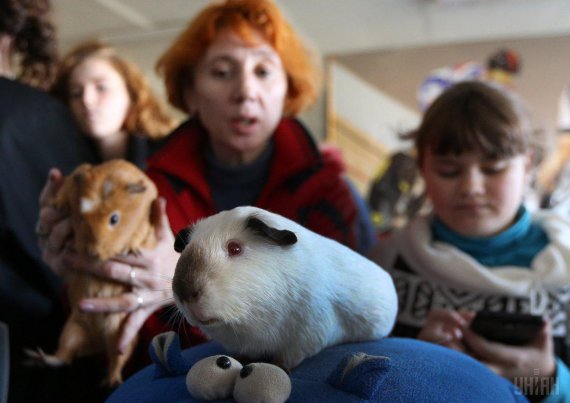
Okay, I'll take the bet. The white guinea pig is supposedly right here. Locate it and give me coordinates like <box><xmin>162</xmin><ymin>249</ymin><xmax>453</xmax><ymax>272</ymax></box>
<box><xmin>172</xmin><ymin>206</ymin><xmax>397</xmax><ymax>371</ymax></box>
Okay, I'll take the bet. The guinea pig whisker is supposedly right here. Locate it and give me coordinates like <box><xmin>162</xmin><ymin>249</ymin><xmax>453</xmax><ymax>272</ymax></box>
<box><xmin>164</xmin><ymin>306</ymin><xmax>182</xmax><ymax>329</ymax></box>
<box><xmin>152</xmin><ymin>297</ymin><xmax>177</xmax><ymax>308</ymax></box>
<box><xmin>169</xmin><ymin>305</ymin><xmax>185</xmax><ymax>325</ymax></box>
<box><xmin>175</xmin><ymin>312</ymin><xmax>187</xmax><ymax>335</ymax></box>
<box><xmin>144</xmin><ymin>272</ymin><xmax>174</xmax><ymax>281</ymax></box>
<box><xmin>156</xmin><ymin>294</ymin><xmax>176</xmax><ymax>303</ymax></box>
<box><xmin>177</xmin><ymin>315</ymin><xmax>193</xmax><ymax>341</ymax></box>
<box><xmin>146</xmin><ymin>288</ymin><xmax>175</xmax><ymax>295</ymax></box>
<box><xmin>133</xmin><ymin>271</ymin><xmax>173</xmax><ymax>283</ymax></box>
<box><xmin>162</xmin><ymin>303</ymin><xmax>180</xmax><ymax>318</ymax></box>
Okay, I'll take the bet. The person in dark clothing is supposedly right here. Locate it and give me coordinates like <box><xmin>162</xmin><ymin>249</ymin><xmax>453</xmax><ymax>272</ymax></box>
<box><xmin>0</xmin><ymin>0</ymin><xmax>101</xmax><ymax>401</ymax></box>
<box><xmin>1</xmin><ymin>9</ymin><xmax>174</xmax><ymax>399</ymax></box>
<box><xmin>0</xmin><ymin>75</ymin><xmax>104</xmax><ymax>403</ymax></box>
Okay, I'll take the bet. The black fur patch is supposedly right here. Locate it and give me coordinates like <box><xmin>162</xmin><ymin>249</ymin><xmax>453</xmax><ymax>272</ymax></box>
<box><xmin>174</xmin><ymin>227</ymin><xmax>193</xmax><ymax>253</ymax></box>
<box><xmin>246</xmin><ymin>216</ymin><xmax>297</xmax><ymax>246</ymax></box>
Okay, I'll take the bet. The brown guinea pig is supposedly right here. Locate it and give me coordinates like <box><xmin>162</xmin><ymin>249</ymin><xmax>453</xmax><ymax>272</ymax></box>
<box><xmin>31</xmin><ymin>159</ymin><xmax>157</xmax><ymax>386</ymax></box>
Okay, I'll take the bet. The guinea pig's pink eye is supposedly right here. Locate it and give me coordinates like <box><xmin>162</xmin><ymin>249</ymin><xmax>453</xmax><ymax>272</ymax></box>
<box><xmin>109</xmin><ymin>212</ymin><xmax>120</xmax><ymax>227</ymax></box>
<box><xmin>227</xmin><ymin>241</ymin><xmax>242</xmax><ymax>257</ymax></box>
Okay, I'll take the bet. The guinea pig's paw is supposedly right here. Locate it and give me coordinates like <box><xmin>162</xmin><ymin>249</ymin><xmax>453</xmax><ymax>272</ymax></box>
<box><xmin>186</xmin><ymin>355</ymin><xmax>242</xmax><ymax>401</ymax></box>
<box><xmin>233</xmin><ymin>363</ymin><xmax>291</xmax><ymax>403</ymax></box>
<box><xmin>22</xmin><ymin>348</ymin><xmax>67</xmax><ymax>367</ymax></box>
<box><xmin>327</xmin><ymin>352</ymin><xmax>391</xmax><ymax>400</ymax></box>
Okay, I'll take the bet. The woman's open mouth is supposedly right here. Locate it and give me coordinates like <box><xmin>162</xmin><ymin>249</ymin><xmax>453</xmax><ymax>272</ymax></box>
<box><xmin>231</xmin><ymin>117</ymin><xmax>258</xmax><ymax>133</ymax></box>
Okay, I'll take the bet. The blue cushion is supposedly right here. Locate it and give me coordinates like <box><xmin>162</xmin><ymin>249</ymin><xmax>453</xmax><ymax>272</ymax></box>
<box><xmin>108</xmin><ymin>337</ymin><xmax>527</xmax><ymax>403</ymax></box>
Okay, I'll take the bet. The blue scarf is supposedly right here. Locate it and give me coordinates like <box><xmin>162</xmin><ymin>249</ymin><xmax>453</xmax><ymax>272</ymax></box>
<box><xmin>431</xmin><ymin>207</ymin><xmax>549</xmax><ymax>267</ymax></box>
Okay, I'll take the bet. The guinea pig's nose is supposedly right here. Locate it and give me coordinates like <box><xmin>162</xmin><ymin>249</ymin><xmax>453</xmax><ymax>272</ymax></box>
<box><xmin>172</xmin><ymin>272</ymin><xmax>202</xmax><ymax>303</ymax></box>
<box><xmin>173</xmin><ymin>281</ymin><xmax>197</xmax><ymax>302</ymax></box>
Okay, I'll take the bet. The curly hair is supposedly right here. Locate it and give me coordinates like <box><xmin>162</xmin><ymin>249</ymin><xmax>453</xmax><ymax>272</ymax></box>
<box><xmin>0</xmin><ymin>0</ymin><xmax>58</xmax><ymax>89</ymax></box>
<box><xmin>156</xmin><ymin>0</ymin><xmax>321</xmax><ymax>117</ymax></box>
<box><xmin>51</xmin><ymin>41</ymin><xmax>176</xmax><ymax>139</ymax></box>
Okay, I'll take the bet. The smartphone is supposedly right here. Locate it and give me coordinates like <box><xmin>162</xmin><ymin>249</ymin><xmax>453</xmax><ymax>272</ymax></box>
<box><xmin>469</xmin><ymin>311</ymin><xmax>544</xmax><ymax>345</ymax></box>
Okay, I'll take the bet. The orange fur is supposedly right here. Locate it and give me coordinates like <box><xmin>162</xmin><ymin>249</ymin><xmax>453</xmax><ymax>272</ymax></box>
<box><xmin>46</xmin><ymin>159</ymin><xmax>157</xmax><ymax>386</ymax></box>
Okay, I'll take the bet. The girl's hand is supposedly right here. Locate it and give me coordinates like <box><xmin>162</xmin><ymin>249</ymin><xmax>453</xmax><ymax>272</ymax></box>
<box><xmin>64</xmin><ymin>197</ymin><xmax>177</xmax><ymax>353</ymax></box>
<box><xmin>462</xmin><ymin>317</ymin><xmax>556</xmax><ymax>381</ymax></box>
<box><xmin>418</xmin><ymin>309</ymin><xmax>475</xmax><ymax>353</ymax></box>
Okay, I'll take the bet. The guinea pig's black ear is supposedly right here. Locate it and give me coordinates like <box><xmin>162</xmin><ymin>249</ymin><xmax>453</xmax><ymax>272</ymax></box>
<box><xmin>246</xmin><ymin>216</ymin><xmax>297</xmax><ymax>247</ymax></box>
<box><xmin>174</xmin><ymin>227</ymin><xmax>193</xmax><ymax>253</ymax></box>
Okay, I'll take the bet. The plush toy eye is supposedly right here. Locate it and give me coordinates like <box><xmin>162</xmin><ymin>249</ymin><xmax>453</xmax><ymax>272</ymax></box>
<box><xmin>186</xmin><ymin>355</ymin><xmax>243</xmax><ymax>400</ymax></box>
<box><xmin>216</xmin><ymin>356</ymin><xmax>232</xmax><ymax>369</ymax></box>
<box><xmin>233</xmin><ymin>363</ymin><xmax>292</xmax><ymax>403</ymax></box>
<box><xmin>227</xmin><ymin>241</ymin><xmax>242</xmax><ymax>257</ymax></box>
<box><xmin>109</xmin><ymin>212</ymin><xmax>120</xmax><ymax>227</ymax></box>
<box><xmin>240</xmin><ymin>365</ymin><xmax>253</xmax><ymax>378</ymax></box>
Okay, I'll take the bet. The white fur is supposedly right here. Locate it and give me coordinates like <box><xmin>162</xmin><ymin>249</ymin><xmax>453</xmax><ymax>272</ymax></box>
<box><xmin>80</xmin><ymin>197</ymin><xmax>99</xmax><ymax>214</ymax></box>
<box><xmin>173</xmin><ymin>206</ymin><xmax>398</xmax><ymax>370</ymax></box>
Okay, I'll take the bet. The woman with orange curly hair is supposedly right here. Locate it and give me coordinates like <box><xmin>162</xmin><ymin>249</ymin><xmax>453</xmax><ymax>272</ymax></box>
<box><xmin>37</xmin><ymin>0</ymin><xmax>374</xmax><ymax>377</ymax></box>
<box><xmin>51</xmin><ymin>41</ymin><xmax>176</xmax><ymax>166</ymax></box>
<box><xmin>147</xmin><ymin>0</ymin><xmax>366</xmax><ymax>248</ymax></box>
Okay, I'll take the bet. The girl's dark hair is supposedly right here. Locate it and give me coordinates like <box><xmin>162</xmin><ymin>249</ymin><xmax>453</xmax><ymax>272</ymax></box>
<box><xmin>404</xmin><ymin>81</ymin><xmax>537</xmax><ymax>166</ymax></box>
<box><xmin>0</xmin><ymin>0</ymin><xmax>58</xmax><ymax>89</ymax></box>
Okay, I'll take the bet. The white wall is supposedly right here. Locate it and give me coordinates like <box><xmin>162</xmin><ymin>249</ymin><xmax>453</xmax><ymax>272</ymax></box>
<box><xmin>329</xmin><ymin>61</ymin><xmax>419</xmax><ymax>151</ymax></box>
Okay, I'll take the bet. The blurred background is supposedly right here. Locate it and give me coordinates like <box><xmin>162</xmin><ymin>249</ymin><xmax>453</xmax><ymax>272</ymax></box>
<box><xmin>52</xmin><ymin>0</ymin><xmax>570</xmax><ymax>199</ymax></box>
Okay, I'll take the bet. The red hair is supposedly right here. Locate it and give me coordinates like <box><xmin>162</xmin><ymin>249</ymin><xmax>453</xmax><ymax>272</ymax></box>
<box><xmin>51</xmin><ymin>41</ymin><xmax>175</xmax><ymax>139</ymax></box>
<box><xmin>156</xmin><ymin>0</ymin><xmax>320</xmax><ymax>116</ymax></box>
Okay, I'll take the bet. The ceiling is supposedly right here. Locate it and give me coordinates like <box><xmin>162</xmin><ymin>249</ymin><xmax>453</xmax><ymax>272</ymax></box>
<box><xmin>52</xmin><ymin>0</ymin><xmax>570</xmax><ymax>57</ymax></box>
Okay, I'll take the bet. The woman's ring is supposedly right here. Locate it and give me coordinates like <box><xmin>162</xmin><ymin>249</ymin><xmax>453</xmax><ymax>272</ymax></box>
<box><xmin>129</xmin><ymin>267</ymin><xmax>137</xmax><ymax>285</ymax></box>
<box><xmin>133</xmin><ymin>291</ymin><xmax>144</xmax><ymax>310</ymax></box>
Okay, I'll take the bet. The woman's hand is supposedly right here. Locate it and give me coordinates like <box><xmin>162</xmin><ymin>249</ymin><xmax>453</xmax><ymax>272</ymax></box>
<box><xmin>462</xmin><ymin>317</ymin><xmax>556</xmax><ymax>381</ymax></box>
<box><xmin>418</xmin><ymin>309</ymin><xmax>475</xmax><ymax>353</ymax></box>
<box><xmin>64</xmin><ymin>197</ymin><xmax>177</xmax><ymax>353</ymax></box>
<box><xmin>37</xmin><ymin>168</ymin><xmax>73</xmax><ymax>275</ymax></box>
